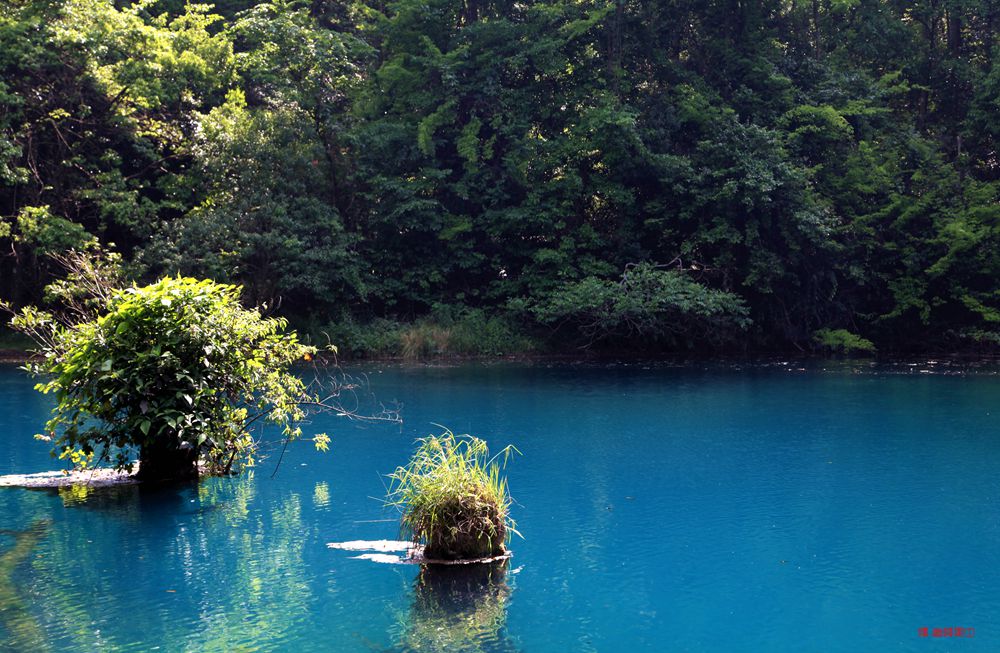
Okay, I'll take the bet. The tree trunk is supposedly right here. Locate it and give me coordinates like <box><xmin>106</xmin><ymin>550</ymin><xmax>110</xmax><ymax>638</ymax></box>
<box><xmin>947</xmin><ymin>9</ymin><xmax>962</xmax><ymax>56</ymax></box>
<box><xmin>607</xmin><ymin>0</ymin><xmax>624</xmax><ymax>91</ymax></box>
<box><xmin>136</xmin><ymin>438</ymin><xmax>198</xmax><ymax>483</ymax></box>
<box><xmin>813</xmin><ymin>0</ymin><xmax>822</xmax><ymax>56</ymax></box>
<box><xmin>985</xmin><ymin>7</ymin><xmax>996</xmax><ymax>67</ymax></box>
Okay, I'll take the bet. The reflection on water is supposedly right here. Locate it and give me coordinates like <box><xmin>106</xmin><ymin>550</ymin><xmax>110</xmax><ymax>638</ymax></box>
<box><xmin>389</xmin><ymin>561</ymin><xmax>521</xmax><ymax>653</ymax></box>
<box><xmin>198</xmin><ymin>472</ymin><xmax>257</xmax><ymax>524</ymax></box>
<box><xmin>0</xmin><ymin>519</ymin><xmax>51</xmax><ymax>653</ymax></box>
<box><xmin>0</xmin><ymin>475</ymin><xmax>315</xmax><ymax>652</ymax></box>
<box><xmin>57</xmin><ymin>484</ymin><xmax>93</xmax><ymax>506</ymax></box>
<box><xmin>314</xmin><ymin>481</ymin><xmax>331</xmax><ymax>509</ymax></box>
<box><xmin>182</xmin><ymin>486</ymin><xmax>313</xmax><ymax>652</ymax></box>
<box><xmin>53</xmin><ymin>480</ymin><xmax>192</xmax><ymax>516</ymax></box>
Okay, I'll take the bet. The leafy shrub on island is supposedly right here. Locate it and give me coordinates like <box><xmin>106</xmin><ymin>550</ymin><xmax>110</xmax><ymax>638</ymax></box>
<box><xmin>4</xmin><ymin>252</ymin><xmax>334</xmax><ymax>482</ymax></box>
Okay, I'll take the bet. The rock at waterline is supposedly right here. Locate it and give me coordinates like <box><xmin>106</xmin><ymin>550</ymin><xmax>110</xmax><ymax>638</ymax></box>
<box><xmin>0</xmin><ymin>462</ymin><xmax>219</xmax><ymax>488</ymax></box>
<box><xmin>0</xmin><ymin>468</ymin><xmax>139</xmax><ymax>488</ymax></box>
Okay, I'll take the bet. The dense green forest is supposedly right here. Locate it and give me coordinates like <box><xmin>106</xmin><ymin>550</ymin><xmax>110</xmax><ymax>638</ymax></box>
<box><xmin>1</xmin><ymin>0</ymin><xmax>999</xmax><ymax>356</ymax></box>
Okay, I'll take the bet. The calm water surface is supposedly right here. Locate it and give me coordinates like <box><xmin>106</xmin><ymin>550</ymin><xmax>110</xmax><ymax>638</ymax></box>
<box><xmin>0</xmin><ymin>361</ymin><xmax>998</xmax><ymax>652</ymax></box>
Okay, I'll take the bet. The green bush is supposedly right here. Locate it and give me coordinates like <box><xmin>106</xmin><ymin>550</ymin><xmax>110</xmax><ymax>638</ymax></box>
<box><xmin>387</xmin><ymin>430</ymin><xmax>518</xmax><ymax>560</ymax></box>
<box><xmin>305</xmin><ymin>308</ymin><xmax>535</xmax><ymax>360</ymax></box>
<box><xmin>304</xmin><ymin>316</ymin><xmax>402</xmax><ymax>358</ymax></box>
<box><xmin>0</xmin><ymin>326</ymin><xmax>32</xmax><ymax>351</ymax></box>
<box><xmin>400</xmin><ymin>322</ymin><xmax>452</xmax><ymax>359</ymax></box>
<box><xmin>448</xmin><ymin>308</ymin><xmax>534</xmax><ymax>356</ymax></box>
<box><xmin>531</xmin><ymin>262</ymin><xmax>751</xmax><ymax>348</ymax></box>
<box><xmin>812</xmin><ymin>328</ymin><xmax>876</xmax><ymax>355</ymax></box>
<box><xmin>10</xmin><ymin>276</ymin><xmax>326</xmax><ymax>481</ymax></box>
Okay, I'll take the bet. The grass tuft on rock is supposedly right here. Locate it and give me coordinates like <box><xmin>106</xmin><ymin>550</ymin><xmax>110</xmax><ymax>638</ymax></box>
<box><xmin>387</xmin><ymin>430</ymin><xmax>518</xmax><ymax>560</ymax></box>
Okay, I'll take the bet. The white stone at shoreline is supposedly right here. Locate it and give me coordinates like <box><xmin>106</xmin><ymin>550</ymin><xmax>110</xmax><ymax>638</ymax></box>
<box><xmin>0</xmin><ymin>467</ymin><xmax>138</xmax><ymax>488</ymax></box>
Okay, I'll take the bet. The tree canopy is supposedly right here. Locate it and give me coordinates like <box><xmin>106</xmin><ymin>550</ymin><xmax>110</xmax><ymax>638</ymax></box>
<box><xmin>3</xmin><ymin>0</ymin><xmax>1000</xmax><ymax>354</ymax></box>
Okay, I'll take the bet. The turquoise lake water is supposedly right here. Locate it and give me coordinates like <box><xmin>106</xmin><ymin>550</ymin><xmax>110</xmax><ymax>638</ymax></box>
<box><xmin>0</xmin><ymin>361</ymin><xmax>998</xmax><ymax>652</ymax></box>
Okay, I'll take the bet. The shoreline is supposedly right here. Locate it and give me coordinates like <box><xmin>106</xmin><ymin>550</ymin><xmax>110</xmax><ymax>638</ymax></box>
<box><xmin>1</xmin><ymin>348</ymin><xmax>999</xmax><ymax>367</ymax></box>
<box><xmin>0</xmin><ymin>349</ymin><xmax>33</xmax><ymax>364</ymax></box>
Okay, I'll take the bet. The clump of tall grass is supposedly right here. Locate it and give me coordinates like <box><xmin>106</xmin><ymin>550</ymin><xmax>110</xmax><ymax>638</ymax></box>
<box><xmin>399</xmin><ymin>323</ymin><xmax>451</xmax><ymax>359</ymax></box>
<box><xmin>302</xmin><ymin>307</ymin><xmax>536</xmax><ymax>360</ymax></box>
<box><xmin>387</xmin><ymin>430</ymin><xmax>519</xmax><ymax>560</ymax></box>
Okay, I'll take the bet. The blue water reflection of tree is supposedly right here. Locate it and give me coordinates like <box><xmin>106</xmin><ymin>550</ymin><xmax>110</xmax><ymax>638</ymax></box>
<box><xmin>0</xmin><ymin>519</ymin><xmax>51</xmax><ymax>652</ymax></box>
<box><xmin>1</xmin><ymin>476</ymin><xmax>317</xmax><ymax>651</ymax></box>
<box><xmin>386</xmin><ymin>561</ymin><xmax>523</xmax><ymax>653</ymax></box>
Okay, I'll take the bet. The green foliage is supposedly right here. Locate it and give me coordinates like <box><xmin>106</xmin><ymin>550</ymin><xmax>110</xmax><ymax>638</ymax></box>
<box><xmin>306</xmin><ymin>307</ymin><xmax>534</xmax><ymax>359</ymax></box>
<box><xmin>0</xmin><ymin>325</ymin><xmax>31</xmax><ymax>351</ymax></box>
<box><xmin>305</xmin><ymin>316</ymin><xmax>403</xmax><ymax>359</ymax></box>
<box><xmin>399</xmin><ymin>322</ymin><xmax>452</xmax><ymax>360</ymax></box>
<box><xmin>445</xmin><ymin>308</ymin><xmax>534</xmax><ymax>357</ymax></box>
<box><xmin>532</xmin><ymin>263</ymin><xmax>751</xmax><ymax>348</ymax></box>
<box><xmin>1</xmin><ymin>206</ymin><xmax>95</xmax><ymax>254</ymax></box>
<box><xmin>9</xmin><ymin>275</ymin><xmax>324</xmax><ymax>478</ymax></box>
<box><xmin>397</xmin><ymin>305</ymin><xmax>534</xmax><ymax>358</ymax></box>
<box><xmin>145</xmin><ymin>88</ymin><xmax>361</xmax><ymax>309</ymax></box>
<box><xmin>960</xmin><ymin>329</ymin><xmax>1000</xmax><ymax>348</ymax></box>
<box><xmin>812</xmin><ymin>328</ymin><xmax>876</xmax><ymax>355</ymax></box>
<box><xmin>3</xmin><ymin>0</ymin><xmax>1000</xmax><ymax>355</ymax></box>
<box><xmin>386</xmin><ymin>430</ymin><xmax>518</xmax><ymax>560</ymax></box>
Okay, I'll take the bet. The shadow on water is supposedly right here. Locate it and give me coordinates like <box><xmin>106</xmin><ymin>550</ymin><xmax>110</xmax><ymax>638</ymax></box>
<box><xmin>386</xmin><ymin>560</ymin><xmax>522</xmax><ymax>653</ymax></box>
<box><xmin>34</xmin><ymin>478</ymin><xmax>234</xmax><ymax>520</ymax></box>
<box><xmin>0</xmin><ymin>519</ymin><xmax>51</xmax><ymax>653</ymax></box>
